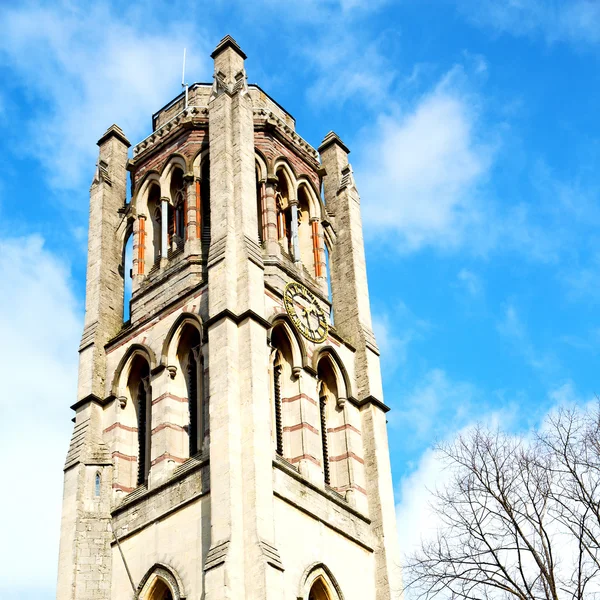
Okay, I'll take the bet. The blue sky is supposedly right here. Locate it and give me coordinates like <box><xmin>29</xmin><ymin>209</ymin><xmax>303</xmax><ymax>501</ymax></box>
<box><xmin>2</xmin><ymin>0</ymin><xmax>600</xmax><ymax>597</ymax></box>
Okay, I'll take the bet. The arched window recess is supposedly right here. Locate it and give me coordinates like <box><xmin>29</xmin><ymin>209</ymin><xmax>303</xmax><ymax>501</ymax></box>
<box><xmin>137</xmin><ymin>563</ymin><xmax>185</xmax><ymax>600</ymax></box>
<box><xmin>298</xmin><ymin>563</ymin><xmax>344</xmax><ymax>600</ymax></box>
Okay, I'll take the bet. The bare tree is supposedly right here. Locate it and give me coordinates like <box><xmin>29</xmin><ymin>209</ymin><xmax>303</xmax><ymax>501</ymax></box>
<box><xmin>405</xmin><ymin>405</ymin><xmax>600</xmax><ymax>600</ymax></box>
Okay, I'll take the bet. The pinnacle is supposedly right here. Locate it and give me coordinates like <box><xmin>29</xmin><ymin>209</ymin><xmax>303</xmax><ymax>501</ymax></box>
<box><xmin>97</xmin><ymin>123</ymin><xmax>130</xmax><ymax>148</ymax></box>
<box><xmin>211</xmin><ymin>35</ymin><xmax>247</xmax><ymax>60</ymax></box>
<box><xmin>318</xmin><ymin>131</ymin><xmax>350</xmax><ymax>155</ymax></box>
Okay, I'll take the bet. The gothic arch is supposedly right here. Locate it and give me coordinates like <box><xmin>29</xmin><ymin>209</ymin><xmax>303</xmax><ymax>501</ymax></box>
<box><xmin>273</xmin><ymin>159</ymin><xmax>297</xmax><ymax>200</ymax></box>
<box><xmin>268</xmin><ymin>313</ymin><xmax>307</xmax><ymax>370</ymax></box>
<box><xmin>137</xmin><ymin>563</ymin><xmax>186</xmax><ymax>600</ymax></box>
<box><xmin>160</xmin><ymin>154</ymin><xmax>188</xmax><ymax>194</ymax></box>
<box><xmin>312</xmin><ymin>346</ymin><xmax>353</xmax><ymax>401</ymax></box>
<box><xmin>255</xmin><ymin>150</ymin><xmax>268</xmax><ymax>182</ymax></box>
<box><xmin>297</xmin><ymin>563</ymin><xmax>344</xmax><ymax>600</ymax></box>
<box><xmin>192</xmin><ymin>148</ymin><xmax>210</xmax><ymax>179</ymax></box>
<box><xmin>134</xmin><ymin>171</ymin><xmax>161</xmax><ymax>215</ymax></box>
<box><xmin>161</xmin><ymin>312</ymin><xmax>204</xmax><ymax>367</ymax></box>
<box><xmin>297</xmin><ymin>177</ymin><xmax>322</xmax><ymax>219</ymax></box>
<box><xmin>110</xmin><ymin>343</ymin><xmax>157</xmax><ymax>398</ymax></box>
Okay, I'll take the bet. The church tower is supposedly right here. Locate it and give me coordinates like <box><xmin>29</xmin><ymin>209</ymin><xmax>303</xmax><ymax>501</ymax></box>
<box><xmin>57</xmin><ymin>36</ymin><xmax>402</xmax><ymax>600</ymax></box>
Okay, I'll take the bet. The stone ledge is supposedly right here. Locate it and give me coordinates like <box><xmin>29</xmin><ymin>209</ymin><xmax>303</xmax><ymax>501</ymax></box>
<box><xmin>111</xmin><ymin>455</ymin><xmax>209</xmax><ymax>544</ymax></box>
<box><xmin>273</xmin><ymin>458</ymin><xmax>373</xmax><ymax>552</ymax></box>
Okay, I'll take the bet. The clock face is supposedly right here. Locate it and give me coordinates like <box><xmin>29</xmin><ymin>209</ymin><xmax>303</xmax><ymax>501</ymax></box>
<box><xmin>283</xmin><ymin>282</ymin><xmax>329</xmax><ymax>344</ymax></box>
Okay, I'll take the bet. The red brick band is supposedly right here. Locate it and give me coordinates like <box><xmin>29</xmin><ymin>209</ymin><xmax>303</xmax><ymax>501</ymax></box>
<box><xmin>152</xmin><ymin>392</ymin><xmax>188</xmax><ymax>405</ymax></box>
<box><xmin>282</xmin><ymin>393</ymin><xmax>317</xmax><ymax>406</ymax></box>
<box><xmin>283</xmin><ymin>422</ymin><xmax>319</xmax><ymax>435</ymax></box>
<box><xmin>329</xmin><ymin>451</ymin><xmax>364</xmax><ymax>465</ymax></box>
<box><xmin>151</xmin><ymin>452</ymin><xmax>186</xmax><ymax>467</ymax></box>
<box><xmin>152</xmin><ymin>422</ymin><xmax>186</xmax><ymax>435</ymax></box>
<box><xmin>289</xmin><ymin>454</ymin><xmax>321</xmax><ymax>467</ymax></box>
<box><xmin>327</xmin><ymin>423</ymin><xmax>361</xmax><ymax>435</ymax></box>
<box><xmin>112</xmin><ymin>451</ymin><xmax>137</xmax><ymax>462</ymax></box>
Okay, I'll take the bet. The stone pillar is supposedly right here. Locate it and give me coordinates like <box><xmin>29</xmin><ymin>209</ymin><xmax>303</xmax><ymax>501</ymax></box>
<box><xmin>311</xmin><ymin>217</ymin><xmax>326</xmax><ymax>278</ymax></box>
<box><xmin>78</xmin><ymin>124</ymin><xmax>130</xmax><ymax>403</ymax></box>
<box><xmin>205</xmin><ymin>35</ymin><xmax>284</xmax><ymax>600</ymax></box>
<box><xmin>137</xmin><ymin>215</ymin><xmax>146</xmax><ymax>275</ymax></box>
<box><xmin>264</xmin><ymin>177</ymin><xmax>279</xmax><ymax>252</ymax></box>
<box><xmin>185</xmin><ymin>174</ymin><xmax>199</xmax><ymax>241</ymax></box>
<box><xmin>319</xmin><ymin>131</ymin><xmax>402</xmax><ymax>599</ymax></box>
<box><xmin>290</xmin><ymin>200</ymin><xmax>300</xmax><ymax>263</ymax></box>
<box><xmin>161</xmin><ymin>197</ymin><xmax>169</xmax><ymax>263</ymax></box>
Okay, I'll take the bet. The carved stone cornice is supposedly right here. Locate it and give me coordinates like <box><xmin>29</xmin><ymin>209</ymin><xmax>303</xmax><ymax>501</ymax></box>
<box><xmin>253</xmin><ymin>108</ymin><xmax>320</xmax><ymax>166</ymax></box>
<box><xmin>131</xmin><ymin>107</ymin><xmax>209</xmax><ymax>160</ymax></box>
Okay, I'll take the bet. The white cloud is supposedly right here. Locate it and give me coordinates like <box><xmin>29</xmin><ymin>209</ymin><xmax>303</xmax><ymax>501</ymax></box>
<box><xmin>0</xmin><ymin>2</ymin><xmax>210</xmax><ymax>194</ymax></box>
<box><xmin>0</xmin><ymin>235</ymin><xmax>81</xmax><ymax>596</ymax></box>
<box><xmin>561</xmin><ymin>252</ymin><xmax>600</xmax><ymax>303</ymax></box>
<box><xmin>396</xmin><ymin>447</ymin><xmax>449</xmax><ymax>562</ymax></box>
<box><xmin>373</xmin><ymin>302</ymin><xmax>432</xmax><ymax>373</ymax></box>
<box><xmin>457</xmin><ymin>268</ymin><xmax>482</xmax><ymax>297</ymax></box>
<box><xmin>390</xmin><ymin>369</ymin><xmax>481</xmax><ymax>442</ymax></box>
<box><xmin>305</xmin><ymin>33</ymin><xmax>395</xmax><ymax>107</ymax></box>
<box><xmin>457</xmin><ymin>0</ymin><xmax>600</xmax><ymax>46</ymax></box>
<box><xmin>496</xmin><ymin>301</ymin><xmax>560</xmax><ymax>376</ymax></box>
<box><xmin>357</xmin><ymin>67</ymin><xmax>494</xmax><ymax>253</ymax></box>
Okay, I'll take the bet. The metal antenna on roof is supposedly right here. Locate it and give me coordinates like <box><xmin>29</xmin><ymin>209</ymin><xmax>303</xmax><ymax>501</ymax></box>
<box><xmin>182</xmin><ymin>48</ymin><xmax>189</xmax><ymax>109</ymax></box>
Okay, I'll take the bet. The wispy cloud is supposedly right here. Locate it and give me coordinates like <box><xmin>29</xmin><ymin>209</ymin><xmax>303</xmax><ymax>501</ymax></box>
<box><xmin>456</xmin><ymin>0</ymin><xmax>600</xmax><ymax>46</ymax></box>
<box><xmin>305</xmin><ymin>32</ymin><xmax>397</xmax><ymax>108</ymax></box>
<box><xmin>390</xmin><ymin>369</ymin><xmax>484</xmax><ymax>444</ymax></box>
<box><xmin>457</xmin><ymin>268</ymin><xmax>483</xmax><ymax>297</ymax></box>
<box><xmin>358</xmin><ymin>65</ymin><xmax>495</xmax><ymax>253</ymax></box>
<box><xmin>373</xmin><ymin>301</ymin><xmax>432</xmax><ymax>375</ymax></box>
<box><xmin>497</xmin><ymin>301</ymin><xmax>560</xmax><ymax>376</ymax></box>
<box><xmin>0</xmin><ymin>1</ymin><xmax>210</xmax><ymax>195</ymax></box>
<box><xmin>0</xmin><ymin>235</ymin><xmax>81</xmax><ymax>596</ymax></box>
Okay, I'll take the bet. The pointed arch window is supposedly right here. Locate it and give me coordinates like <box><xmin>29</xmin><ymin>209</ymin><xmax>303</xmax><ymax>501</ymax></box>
<box><xmin>309</xmin><ymin>579</ymin><xmax>331</xmax><ymax>600</ymax></box>
<box><xmin>273</xmin><ymin>351</ymin><xmax>284</xmax><ymax>456</ymax></box>
<box><xmin>201</xmin><ymin>160</ymin><xmax>211</xmax><ymax>249</ymax></box>
<box><xmin>186</xmin><ymin>346</ymin><xmax>200</xmax><ymax>456</ymax></box>
<box><xmin>318</xmin><ymin>380</ymin><xmax>330</xmax><ymax>486</ymax></box>
<box><xmin>148</xmin><ymin>185</ymin><xmax>162</xmax><ymax>266</ymax></box>
<box><xmin>177</xmin><ymin>324</ymin><xmax>203</xmax><ymax>457</ymax></box>
<box><xmin>137</xmin><ymin>376</ymin><xmax>150</xmax><ymax>485</ymax></box>
<box><xmin>270</xmin><ymin>325</ymin><xmax>298</xmax><ymax>459</ymax></box>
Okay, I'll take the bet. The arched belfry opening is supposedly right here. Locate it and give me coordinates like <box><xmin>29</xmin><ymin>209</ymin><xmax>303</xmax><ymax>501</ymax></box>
<box><xmin>148</xmin><ymin>183</ymin><xmax>162</xmax><ymax>267</ymax></box>
<box><xmin>169</xmin><ymin>167</ymin><xmax>186</xmax><ymax>254</ymax></box>
<box><xmin>275</xmin><ymin>167</ymin><xmax>292</xmax><ymax>257</ymax></box>
<box><xmin>297</xmin><ymin>184</ymin><xmax>313</xmax><ymax>273</ymax></box>
<box><xmin>137</xmin><ymin>564</ymin><xmax>184</xmax><ymax>600</ymax></box>
<box><xmin>122</xmin><ymin>225</ymin><xmax>134</xmax><ymax>322</ymax></box>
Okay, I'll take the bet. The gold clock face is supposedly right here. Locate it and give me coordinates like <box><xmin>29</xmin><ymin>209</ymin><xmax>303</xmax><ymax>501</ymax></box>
<box><xmin>283</xmin><ymin>282</ymin><xmax>329</xmax><ymax>344</ymax></box>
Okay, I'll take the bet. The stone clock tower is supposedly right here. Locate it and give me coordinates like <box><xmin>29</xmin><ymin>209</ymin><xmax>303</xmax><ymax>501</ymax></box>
<box><xmin>57</xmin><ymin>36</ymin><xmax>402</xmax><ymax>600</ymax></box>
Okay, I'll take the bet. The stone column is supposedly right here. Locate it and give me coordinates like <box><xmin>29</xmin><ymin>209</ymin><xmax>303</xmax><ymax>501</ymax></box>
<box><xmin>290</xmin><ymin>200</ymin><xmax>300</xmax><ymax>262</ymax></box>
<box><xmin>319</xmin><ymin>131</ymin><xmax>402</xmax><ymax>600</ymax></box>
<box><xmin>58</xmin><ymin>125</ymin><xmax>129</xmax><ymax>600</ymax></box>
<box><xmin>264</xmin><ymin>176</ymin><xmax>279</xmax><ymax>256</ymax></box>
<box><xmin>205</xmin><ymin>35</ymin><xmax>283</xmax><ymax>600</ymax></box>
<box><xmin>185</xmin><ymin>174</ymin><xmax>199</xmax><ymax>242</ymax></box>
<box><xmin>137</xmin><ymin>215</ymin><xmax>146</xmax><ymax>275</ymax></box>
<box><xmin>161</xmin><ymin>197</ymin><xmax>169</xmax><ymax>264</ymax></box>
